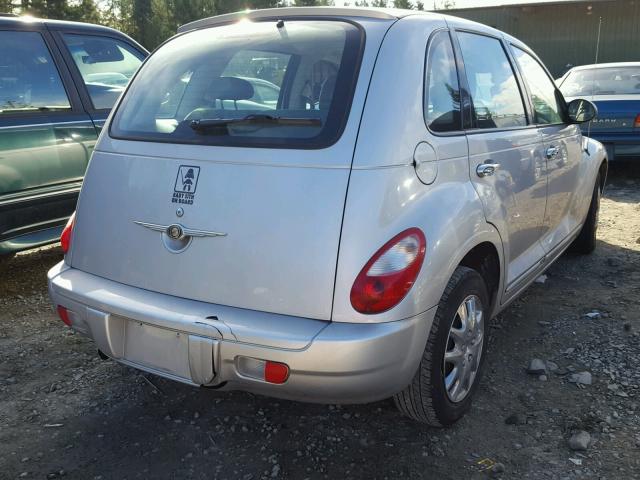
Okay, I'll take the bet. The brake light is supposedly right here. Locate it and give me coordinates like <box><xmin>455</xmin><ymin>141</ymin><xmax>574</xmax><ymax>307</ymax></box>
<box><xmin>634</xmin><ymin>114</ymin><xmax>640</xmax><ymax>129</ymax></box>
<box><xmin>57</xmin><ymin>305</ymin><xmax>72</xmax><ymax>326</ymax></box>
<box><xmin>350</xmin><ymin>228</ymin><xmax>426</xmax><ymax>314</ymax></box>
<box><xmin>60</xmin><ymin>212</ymin><xmax>75</xmax><ymax>254</ymax></box>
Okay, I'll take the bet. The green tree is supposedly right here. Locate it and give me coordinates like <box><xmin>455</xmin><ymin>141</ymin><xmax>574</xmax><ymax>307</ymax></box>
<box><xmin>393</xmin><ymin>0</ymin><xmax>412</xmax><ymax>9</ymax></box>
<box><xmin>370</xmin><ymin>0</ymin><xmax>386</xmax><ymax>6</ymax></box>
<box><xmin>0</xmin><ymin>0</ymin><xmax>16</xmax><ymax>13</ymax></box>
<box><xmin>246</xmin><ymin>0</ymin><xmax>282</xmax><ymax>9</ymax></box>
<box><xmin>15</xmin><ymin>0</ymin><xmax>100</xmax><ymax>22</ymax></box>
<box><xmin>293</xmin><ymin>0</ymin><xmax>334</xmax><ymax>6</ymax></box>
<box><xmin>415</xmin><ymin>0</ymin><xmax>424</xmax><ymax>9</ymax></box>
<box><xmin>169</xmin><ymin>0</ymin><xmax>216</xmax><ymax>29</ymax></box>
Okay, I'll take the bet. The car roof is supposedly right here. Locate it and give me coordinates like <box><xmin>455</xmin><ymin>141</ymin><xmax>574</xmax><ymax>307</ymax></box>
<box><xmin>569</xmin><ymin>62</ymin><xmax>640</xmax><ymax>71</ymax></box>
<box><xmin>0</xmin><ymin>14</ymin><xmax>136</xmax><ymax>36</ymax></box>
<box><xmin>176</xmin><ymin>7</ymin><xmax>518</xmax><ymax>53</ymax></box>
<box><xmin>178</xmin><ymin>7</ymin><xmax>443</xmax><ymax>33</ymax></box>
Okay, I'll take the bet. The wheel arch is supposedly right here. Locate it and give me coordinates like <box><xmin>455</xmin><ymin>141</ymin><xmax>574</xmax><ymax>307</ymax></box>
<box><xmin>458</xmin><ymin>241</ymin><xmax>502</xmax><ymax>314</ymax></box>
<box><xmin>432</xmin><ymin>221</ymin><xmax>505</xmax><ymax>320</ymax></box>
<box><xmin>598</xmin><ymin>157</ymin><xmax>608</xmax><ymax>192</ymax></box>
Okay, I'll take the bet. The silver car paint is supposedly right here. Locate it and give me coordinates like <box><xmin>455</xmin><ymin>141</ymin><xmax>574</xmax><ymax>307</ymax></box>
<box><xmin>48</xmin><ymin>261</ymin><xmax>436</xmax><ymax>403</ymax></box>
<box><xmin>69</xmin><ymin>17</ymin><xmax>392</xmax><ymax>321</ymax></box>
<box><xmin>48</xmin><ymin>9</ymin><xmax>606</xmax><ymax>402</ymax></box>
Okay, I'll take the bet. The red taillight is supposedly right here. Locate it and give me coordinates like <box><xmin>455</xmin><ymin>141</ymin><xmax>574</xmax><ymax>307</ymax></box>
<box><xmin>60</xmin><ymin>212</ymin><xmax>75</xmax><ymax>254</ymax></box>
<box><xmin>264</xmin><ymin>361</ymin><xmax>290</xmax><ymax>384</ymax></box>
<box><xmin>350</xmin><ymin>228</ymin><xmax>426</xmax><ymax>314</ymax></box>
<box><xmin>634</xmin><ymin>114</ymin><xmax>640</xmax><ymax>129</ymax></box>
<box><xmin>57</xmin><ymin>305</ymin><xmax>72</xmax><ymax>326</ymax></box>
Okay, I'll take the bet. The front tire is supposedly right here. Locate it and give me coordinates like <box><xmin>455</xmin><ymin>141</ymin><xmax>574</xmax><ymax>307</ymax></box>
<box><xmin>394</xmin><ymin>266</ymin><xmax>490</xmax><ymax>426</ymax></box>
<box><xmin>570</xmin><ymin>173</ymin><xmax>601</xmax><ymax>254</ymax></box>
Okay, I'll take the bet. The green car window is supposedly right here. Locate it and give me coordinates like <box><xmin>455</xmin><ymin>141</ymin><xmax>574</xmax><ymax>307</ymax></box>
<box><xmin>0</xmin><ymin>31</ymin><xmax>71</xmax><ymax>114</ymax></box>
<box><xmin>62</xmin><ymin>34</ymin><xmax>144</xmax><ymax>110</ymax></box>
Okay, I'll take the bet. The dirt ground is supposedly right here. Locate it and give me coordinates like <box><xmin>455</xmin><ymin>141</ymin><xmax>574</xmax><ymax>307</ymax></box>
<box><xmin>1</xmin><ymin>165</ymin><xmax>639</xmax><ymax>480</ymax></box>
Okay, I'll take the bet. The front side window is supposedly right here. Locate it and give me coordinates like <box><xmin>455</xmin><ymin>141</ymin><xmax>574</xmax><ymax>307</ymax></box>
<box><xmin>111</xmin><ymin>20</ymin><xmax>364</xmax><ymax>149</ymax></box>
<box><xmin>62</xmin><ymin>34</ymin><xmax>144</xmax><ymax>110</ymax></box>
<box><xmin>457</xmin><ymin>32</ymin><xmax>527</xmax><ymax>129</ymax></box>
<box><xmin>424</xmin><ymin>31</ymin><xmax>461</xmax><ymax>133</ymax></box>
<box><xmin>512</xmin><ymin>47</ymin><xmax>564</xmax><ymax>125</ymax></box>
<box><xmin>0</xmin><ymin>31</ymin><xmax>70</xmax><ymax>114</ymax></box>
<box><xmin>560</xmin><ymin>66</ymin><xmax>640</xmax><ymax>97</ymax></box>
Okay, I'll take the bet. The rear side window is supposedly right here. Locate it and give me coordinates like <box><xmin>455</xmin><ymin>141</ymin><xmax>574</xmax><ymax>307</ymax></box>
<box><xmin>62</xmin><ymin>34</ymin><xmax>144</xmax><ymax>110</ymax></box>
<box><xmin>424</xmin><ymin>31</ymin><xmax>461</xmax><ymax>133</ymax></box>
<box><xmin>110</xmin><ymin>20</ymin><xmax>364</xmax><ymax>149</ymax></box>
<box><xmin>512</xmin><ymin>47</ymin><xmax>564</xmax><ymax>125</ymax></box>
<box><xmin>0</xmin><ymin>31</ymin><xmax>70</xmax><ymax>114</ymax></box>
<box><xmin>457</xmin><ymin>32</ymin><xmax>527</xmax><ymax>129</ymax></box>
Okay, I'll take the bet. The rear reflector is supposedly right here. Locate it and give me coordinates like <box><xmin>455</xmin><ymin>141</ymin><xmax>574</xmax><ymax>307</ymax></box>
<box><xmin>57</xmin><ymin>305</ymin><xmax>72</xmax><ymax>326</ymax></box>
<box><xmin>60</xmin><ymin>212</ymin><xmax>76</xmax><ymax>254</ymax></box>
<box><xmin>634</xmin><ymin>114</ymin><xmax>640</xmax><ymax>129</ymax></box>
<box><xmin>264</xmin><ymin>361</ymin><xmax>290</xmax><ymax>384</ymax></box>
<box><xmin>236</xmin><ymin>357</ymin><xmax>290</xmax><ymax>384</ymax></box>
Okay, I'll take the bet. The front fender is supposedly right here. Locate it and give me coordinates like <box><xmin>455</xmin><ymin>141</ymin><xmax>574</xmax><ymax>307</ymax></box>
<box><xmin>578</xmin><ymin>136</ymin><xmax>607</xmax><ymax>210</ymax></box>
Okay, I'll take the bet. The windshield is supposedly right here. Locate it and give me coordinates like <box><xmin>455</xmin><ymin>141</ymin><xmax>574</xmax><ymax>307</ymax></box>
<box><xmin>560</xmin><ymin>66</ymin><xmax>640</xmax><ymax>97</ymax></box>
<box><xmin>110</xmin><ymin>20</ymin><xmax>363</xmax><ymax>149</ymax></box>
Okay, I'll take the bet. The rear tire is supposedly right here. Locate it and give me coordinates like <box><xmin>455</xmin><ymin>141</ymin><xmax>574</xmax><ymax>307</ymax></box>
<box><xmin>394</xmin><ymin>266</ymin><xmax>490</xmax><ymax>426</ymax></box>
<box><xmin>569</xmin><ymin>173</ymin><xmax>601</xmax><ymax>255</ymax></box>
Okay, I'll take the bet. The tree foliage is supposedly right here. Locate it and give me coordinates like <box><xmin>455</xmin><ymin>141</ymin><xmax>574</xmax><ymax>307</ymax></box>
<box><xmin>393</xmin><ymin>0</ymin><xmax>413</xmax><ymax>9</ymax></box>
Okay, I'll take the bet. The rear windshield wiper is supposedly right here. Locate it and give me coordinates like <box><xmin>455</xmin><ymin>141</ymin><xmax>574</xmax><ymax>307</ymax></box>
<box><xmin>189</xmin><ymin>114</ymin><xmax>322</xmax><ymax>131</ymax></box>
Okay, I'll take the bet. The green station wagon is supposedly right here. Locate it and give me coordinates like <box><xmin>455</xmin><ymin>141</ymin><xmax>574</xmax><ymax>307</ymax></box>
<box><xmin>0</xmin><ymin>14</ymin><xmax>146</xmax><ymax>254</ymax></box>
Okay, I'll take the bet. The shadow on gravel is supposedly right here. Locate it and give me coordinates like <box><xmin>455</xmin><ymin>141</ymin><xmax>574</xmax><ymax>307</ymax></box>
<box><xmin>25</xmin><ymin>373</ymin><xmax>472</xmax><ymax>479</ymax></box>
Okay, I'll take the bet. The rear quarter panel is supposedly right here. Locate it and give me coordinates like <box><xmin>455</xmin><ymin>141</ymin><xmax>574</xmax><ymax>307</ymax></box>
<box><xmin>332</xmin><ymin>15</ymin><xmax>504</xmax><ymax>323</ymax></box>
<box><xmin>332</xmin><ymin>163</ymin><xmax>503</xmax><ymax>323</ymax></box>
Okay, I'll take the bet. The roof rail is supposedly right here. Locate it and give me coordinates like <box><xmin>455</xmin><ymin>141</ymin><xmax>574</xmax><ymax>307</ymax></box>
<box><xmin>0</xmin><ymin>12</ymin><xmax>19</xmax><ymax>17</ymax></box>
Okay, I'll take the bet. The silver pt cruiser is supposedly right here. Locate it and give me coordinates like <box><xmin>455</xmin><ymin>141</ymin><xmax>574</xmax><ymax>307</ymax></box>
<box><xmin>48</xmin><ymin>7</ymin><xmax>607</xmax><ymax>426</ymax></box>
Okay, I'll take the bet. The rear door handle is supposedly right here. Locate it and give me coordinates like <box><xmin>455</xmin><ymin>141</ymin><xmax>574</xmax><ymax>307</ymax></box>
<box><xmin>476</xmin><ymin>162</ymin><xmax>500</xmax><ymax>177</ymax></box>
<box><xmin>546</xmin><ymin>146</ymin><xmax>560</xmax><ymax>159</ymax></box>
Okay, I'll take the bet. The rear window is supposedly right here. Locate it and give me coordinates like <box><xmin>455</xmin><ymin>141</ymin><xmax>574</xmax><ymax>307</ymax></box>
<box><xmin>110</xmin><ymin>20</ymin><xmax>364</xmax><ymax>149</ymax></box>
<box><xmin>560</xmin><ymin>66</ymin><xmax>640</xmax><ymax>97</ymax></box>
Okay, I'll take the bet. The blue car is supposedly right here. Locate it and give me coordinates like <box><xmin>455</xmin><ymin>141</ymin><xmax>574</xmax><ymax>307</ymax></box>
<box><xmin>559</xmin><ymin>62</ymin><xmax>640</xmax><ymax>161</ymax></box>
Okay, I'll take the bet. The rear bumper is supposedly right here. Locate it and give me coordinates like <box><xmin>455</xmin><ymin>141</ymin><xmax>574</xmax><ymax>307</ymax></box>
<box><xmin>585</xmin><ymin>133</ymin><xmax>640</xmax><ymax>159</ymax></box>
<box><xmin>47</xmin><ymin>262</ymin><xmax>435</xmax><ymax>404</ymax></box>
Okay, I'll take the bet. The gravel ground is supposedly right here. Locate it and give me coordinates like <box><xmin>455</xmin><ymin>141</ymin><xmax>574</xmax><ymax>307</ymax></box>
<box><xmin>1</xmin><ymin>165</ymin><xmax>639</xmax><ymax>480</ymax></box>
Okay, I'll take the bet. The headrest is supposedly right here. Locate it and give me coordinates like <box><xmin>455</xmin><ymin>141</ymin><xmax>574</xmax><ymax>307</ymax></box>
<box><xmin>209</xmin><ymin>77</ymin><xmax>254</xmax><ymax>101</ymax></box>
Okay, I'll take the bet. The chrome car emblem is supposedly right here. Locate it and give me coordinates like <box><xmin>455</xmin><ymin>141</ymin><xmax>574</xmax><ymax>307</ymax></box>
<box><xmin>167</xmin><ymin>224</ymin><xmax>183</xmax><ymax>240</ymax></box>
<box><xmin>134</xmin><ymin>221</ymin><xmax>227</xmax><ymax>238</ymax></box>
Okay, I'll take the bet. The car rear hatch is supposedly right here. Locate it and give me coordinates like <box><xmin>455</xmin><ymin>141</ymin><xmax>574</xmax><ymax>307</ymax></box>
<box><xmin>69</xmin><ymin>16</ymin><xmax>392</xmax><ymax>321</ymax></box>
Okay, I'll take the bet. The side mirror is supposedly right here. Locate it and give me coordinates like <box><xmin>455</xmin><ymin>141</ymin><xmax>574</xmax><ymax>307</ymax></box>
<box><xmin>567</xmin><ymin>98</ymin><xmax>598</xmax><ymax>124</ymax></box>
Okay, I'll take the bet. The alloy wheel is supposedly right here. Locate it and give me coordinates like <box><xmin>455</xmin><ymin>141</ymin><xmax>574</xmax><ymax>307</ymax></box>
<box><xmin>443</xmin><ymin>294</ymin><xmax>484</xmax><ymax>403</ymax></box>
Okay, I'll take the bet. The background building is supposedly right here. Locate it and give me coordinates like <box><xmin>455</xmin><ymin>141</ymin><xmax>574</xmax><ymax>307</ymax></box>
<box><xmin>448</xmin><ymin>0</ymin><xmax>640</xmax><ymax>77</ymax></box>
